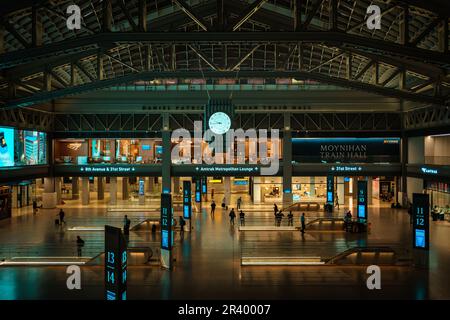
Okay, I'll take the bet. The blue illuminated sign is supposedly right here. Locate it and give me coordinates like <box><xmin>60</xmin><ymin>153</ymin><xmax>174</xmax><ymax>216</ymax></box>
<box><xmin>327</xmin><ymin>191</ymin><xmax>333</xmax><ymax>202</ymax></box>
<box><xmin>413</xmin><ymin>194</ymin><xmax>429</xmax><ymax>250</ymax></box>
<box><xmin>201</xmin><ymin>177</ymin><xmax>207</xmax><ymax>194</ymax></box>
<box><xmin>195</xmin><ymin>178</ymin><xmax>201</xmax><ymax>203</ymax></box>
<box><xmin>415</xmin><ymin>229</ymin><xmax>426</xmax><ymax>248</ymax></box>
<box><xmin>357</xmin><ymin>180</ymin><xmax>368</xmax><ymax>221</ymax></box>
<box><xmin>104</xmin><ymin>225</ymin><xmax>127</xmax><ymax>300</ymax></box>
<box><xmin>331</xmin><ymin>166</ymin><xmax>363</xmax><ymax>172</ymax></box>
<box><xmin>183</xmin><ymin>181</ymin><xmax>192</xmax><ymax>219</ymax></box>
<box><xmin>326</xmin><ymin>176</ymin><xmax>334</xmax><ymax>207</ymax></box>
<box><xmin>0</xmin><ymin>127</ymin><xmax>14</xmax><ymax>167</ymax></box>
<box><xmin>161</xmin><ymin>193</ymin><xmax>173</xmax><ymax>250</ymax></box>
<box><xmin>421</xmin><ymin>167</ymin><xmax>438</xmax><ymax>175</ymax></box>
<box><xmin>139</xmin><ymin>179</ymin><xmax>145</xmax><ymax>196</ymax></box>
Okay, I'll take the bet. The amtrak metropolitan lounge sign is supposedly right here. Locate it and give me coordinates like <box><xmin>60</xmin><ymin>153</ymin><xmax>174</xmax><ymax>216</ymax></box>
<box><xmin>195</xmin><ymin>166</ymin><xmax>260</xmax><ymax>174</ymax></box>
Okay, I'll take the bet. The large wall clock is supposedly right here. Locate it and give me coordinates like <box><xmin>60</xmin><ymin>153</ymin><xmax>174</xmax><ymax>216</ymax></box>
<box><xmin>208</xmin><ymin>112</ymin><xmax>231</xmax><ymax>135</ymax></box>
<box><xmin>204</xmin><ymin>99</ymin><xmax>234</xmax><ymax>135</ymax></box>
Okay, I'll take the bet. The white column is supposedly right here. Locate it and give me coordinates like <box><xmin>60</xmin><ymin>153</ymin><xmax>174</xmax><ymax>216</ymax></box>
<box><xmin>337</xmin><ymin>176</ymin><xmax>345</xmax><ymax>205</ymax></box>
<box><xmin>407</xmin><ymin>137</ymin><xmax>425</xmax><ymax>203</ymax></box>
<box><xmin>109</xmin><ymin>177</ymin><xmax>117</xmax><ymax>205</ymax></box>
<box><xmin>97</xmin><ymin>177</ymin><xmax>105</xmax><ymax>200</ymax></box>
<box><xmin>122</xmin><ymin>177</ymin><xmax>129</xmax><ymax>200</ymax></box>
<box><xmin>72</xmin><ymin>177</ymin><xmax>79</xmax><ymax>200</ymax></box>
<box><xmin>407</xmin><ymin>177</ymin><xmax>424</xmax><ymax>203</ymax></box>
<box><xmin>11</xmin><ymin>186</ymin><xmax>18</xmax><ymax>209</ymax></box>
<box><xmin>408</xmin><ymin>136</ymin><xmax>425</xmax><ymax>164</ymax></box>
<box><xmin>81</xmin><ymin>177</ymin><xmax>90</xmax><ymax>205</ymax></box>
<box><xmin>145</xmin><ymin>177</ymin><xmax>153</xmax><ymax>194</ymax></box>
<box><xmin>224</xmin><ymin>177</ymin><xmax>231</xmax><ymax>206</ymax></box>
<box><xmin>173</xmin><ymin>177</ymin><xmax>180</xmax><ymax>195</ymax></box>
<box><xmin>310</xmin><ymin>177</ymin><xmax>315</xmax><ymax>197</ymax></box>
<box><xmin>253</xmin><ymin>177</ymin><xmax>261</xmax><ymax>204</ymax></box>
<box><xmin>55</xmin><ymin>177</ymin><xmax>62</xmax><ymax>205</ymax></box>
<box><xmin>42</xmin><ymin>177</ymin><xmax>57</xmax><ymax>209</ymax></box>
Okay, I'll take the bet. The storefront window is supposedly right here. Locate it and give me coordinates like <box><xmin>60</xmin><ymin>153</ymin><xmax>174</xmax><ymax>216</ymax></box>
<box><xmin>54</xmin><ymin>138</ymin><xmax>162</xmax><ymax>164</ymax></box>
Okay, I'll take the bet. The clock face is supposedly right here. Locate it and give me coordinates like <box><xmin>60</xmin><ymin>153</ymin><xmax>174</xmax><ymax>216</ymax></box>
<box><xmin>208</xmin><ymin>112</ymin><xmax>231</xmax><ymax>135</ymax></box>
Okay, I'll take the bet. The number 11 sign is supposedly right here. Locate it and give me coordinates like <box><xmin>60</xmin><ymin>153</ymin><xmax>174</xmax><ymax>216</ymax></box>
<box><xmin>412</xmin><ymin>193</ymin><xmax>430</xmax><ymax>250</ymax></box>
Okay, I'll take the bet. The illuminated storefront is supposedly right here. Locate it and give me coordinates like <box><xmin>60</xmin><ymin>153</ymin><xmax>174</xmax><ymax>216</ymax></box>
<box><xmin>54</xmin><ymin>138</ymin><xmax>163</xmax><ymax>165</ymax></box>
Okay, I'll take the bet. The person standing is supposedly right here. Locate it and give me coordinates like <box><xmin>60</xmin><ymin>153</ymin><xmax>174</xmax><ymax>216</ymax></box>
<box><xmin>239</xmin><ymin>210</ymin><xmax>245</xmax><ymax>226</ymax></box>
<box><xmin>287</xmin><ymin>211</ymin><xmax>294</xmax><ymax>226</ymax></box>
<box><xmin>179</xmin><ymin>216</ymin><xmax>186</xmax><ymax>239</ymax></box>
<box><xmin>300</xmin><ymin>212</ymin><xmax>306</xmax><ymax>233</ymax></box>
<box><xmin>229</xmin><ymin>208</ymin><xmax>236</xmax><ymax>225</ymax></box>
<box><xmin>76</xmin><ymin>236</ymin><xmax>85</xmax><ymax>257</ymax></box>
<box><xmin>211</xmin><ymin>200</ymin><xmax>216</xmax><ymax>217</ymax></box>
<box><xmin>33</xmin><ymin>200</ymin><xmax>38</xmax><ymax>215</ymax></box>
<box><xmin>237</xmin><ymin>197</ymin><xmax>242</xmax><ymax>210</ymax></box>
<box><xmin>58</xmin><ymin>209</ymin><xmax>65</xmax><ymax>225</ymax></box>
<box><xmin>123</xmin><ymin>215</ymin><xmax>131</xmax><ymax>235</ymax></box>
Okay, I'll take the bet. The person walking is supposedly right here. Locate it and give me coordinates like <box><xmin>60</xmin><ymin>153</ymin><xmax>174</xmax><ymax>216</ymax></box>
<box><xmin>229</xmin><ymin>208</ymin><xmax>236</xmax><ymax>225</ymax></box>
<box><xmin>300</xmin><ymin>212</ymin><xmax>306</xmax><ymax>233</ymax></box>
<box><xmin>76</xmin><ymin>236</ymin><xmax>85</xmax><ymax>257</ymax></box>
<box><xmin>222</xmin><ymin>196</ymin><xmax>227</xmax><ymax>210</ymax></box>
<box><xmin>211</xmin><ymin>200</ymin><xmax>216</xmax><ymax>217</ymax></box>
<box><xmin>239</xmin><ymin>210</ymin><xmax>245</xmax><ymax>226</ymax></box>
<box><xmin>237</xmin><ymin>197</ymin><xmax>242</xmax><ymax>210</ymax></box>
<box><xmin>287</xmin><ymin>211</ymin><xmax>294</xmax><ymax>226</ymax></box>
<box><xmin>58</xmin><ymin>209</ymin><xmax>65</xmax><ymax>225</ymax></box>
<box><xmin>179</xmin><ymin>216</ymin><xmax>186</xmax><ymax>239</ymax></box>
<box><xmin>123</xmin><ymin>215</ymin><xmax>131</xmax><ymax>235</ymax></box>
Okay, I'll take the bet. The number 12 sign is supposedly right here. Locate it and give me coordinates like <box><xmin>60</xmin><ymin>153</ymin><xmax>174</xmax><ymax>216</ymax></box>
<box><xmin>412</xmin><ymin>193</ymin><xmax>430</xmax><ymax>250</ymax></box>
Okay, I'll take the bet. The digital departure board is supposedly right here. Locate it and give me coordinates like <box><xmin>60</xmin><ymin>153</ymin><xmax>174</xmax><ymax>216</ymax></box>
<box><xmin>357</xmin><ymin>180</ymin><xmax>368</xmax><ymax>221</ymax></box>
<box><xmin>195</xmin><ymin>178</ymin><xmax>201</xmax><ymax>203</ymax></box>
<box><xmin>326</xmin><ymin>175</ymin><xmax>334</xmax><ymax>205</ymax></box>
<box><xmin>105</xmin><ymin>226</ymin><xmax>127</xmax><ymax>301</ymax></box>
<box><xmin>413</xmin><ymin>193</ymin><xmax>429</xmax><ymax>250</ymax></box>
<box><xmin>183</xmin><ymin>181</ymin><xmax>192</xmax><ymax>219</ymax></box>
<box><xmin>161</xmin><ymin>193</ymin><xmax>173</xmax><ymax>250</ymax></box>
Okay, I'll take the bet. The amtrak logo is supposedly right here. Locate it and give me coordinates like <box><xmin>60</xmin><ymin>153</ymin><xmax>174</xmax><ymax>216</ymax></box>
<box><xmin>421</xmin><ymin>167</ymin><xmax>438</xmax><ymax>174</ymax></box>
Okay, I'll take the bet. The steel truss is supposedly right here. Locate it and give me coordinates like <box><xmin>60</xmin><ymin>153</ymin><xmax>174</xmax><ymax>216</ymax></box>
<box><xmin>0</xmin><ymin>0</ymin><xmax>448</xmax><ymax>110</ymax></box>
<box><xmin>51</xmin><ymin>111</ymin><xmax>400</xmax><ymax>133</ymax></box>
<box><xmin>404</xmin><ymin>105</ymin><xmax>450</xmax><ymax>130</ymax></box>
<box><xmin>0</xmin><ymin>107</ymin><xmax>53</xmax><ymax>132</ymax></box>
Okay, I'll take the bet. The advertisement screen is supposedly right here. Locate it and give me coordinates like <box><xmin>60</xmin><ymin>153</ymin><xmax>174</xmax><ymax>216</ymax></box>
<box><xmin>0</xmin><ymin>127</ymin><xmax>15</xmax><ymax>167</ymax></box>
<box><xmin>0</xmin><ymin>127</ymin><xmax>47</xmax><ymax>168</ymax></box>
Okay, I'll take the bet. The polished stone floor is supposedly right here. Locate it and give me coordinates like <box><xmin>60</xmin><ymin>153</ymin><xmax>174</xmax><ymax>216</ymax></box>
<box><xmin>0</xmin><ymin>195</ymin><xmax>449</xmax><ymax>300</ymax></box>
